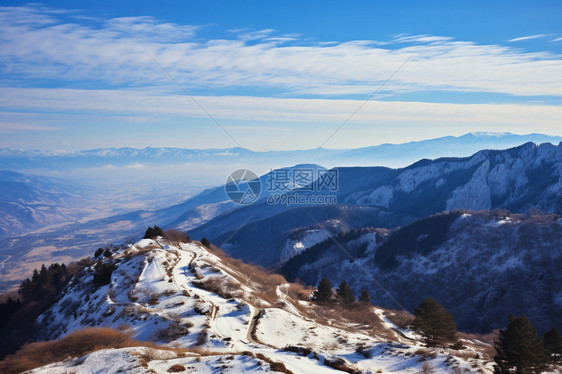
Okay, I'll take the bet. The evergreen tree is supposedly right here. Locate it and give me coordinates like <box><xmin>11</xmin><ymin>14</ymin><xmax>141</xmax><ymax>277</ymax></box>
<box><xmin>201</xmin><ymin>237</ymin><xmax>211</xmax><ymax>248</ymax></box>
<box><xmin>94</xmin><ymin>248</ymin><xmax>104</xmax><ymax>258</ymax></box>
<box><xmin>336</xmin><ymin>280</ymin><xmax>356</xmax><ymax>307</ymax></box>
<box><xmin>411</xmin><ymin>297</ymin><xmax>457</xmax><ymax>347</ymax></box>
<box><xmin>494</xmin><ymin>315</ymin><xmax>548</xmax><ymax>374</ymax></box>
<box><xmin>313</xmin><ymin>276</ymin><xmax>333</xmax><ymax>305</ymax></box>
<box><xmin>543</xmin><ymin>327</ymin><xmax>562</xmax><ymax>363</ymax></box>
<box><xmin>359</xmin><ymin>288</ymin><xmax>371</xmax><ymax>304</ymax></box>
<box><xmin>143</xmin><ymin>225</ymin><xmax>164</xmax><ymax>239</ymax></box>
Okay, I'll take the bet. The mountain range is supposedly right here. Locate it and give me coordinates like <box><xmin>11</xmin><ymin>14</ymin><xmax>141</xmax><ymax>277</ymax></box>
<box><xmin>1</xmin><ymin>132</ymin><xmax>560</xmax><ymax>171</ymax></box>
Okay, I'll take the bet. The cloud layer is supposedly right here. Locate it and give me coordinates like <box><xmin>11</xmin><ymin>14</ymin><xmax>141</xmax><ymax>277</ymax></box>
<box><xmin>2</xmin><ymin>5</ymin><xmax>562</xmax><ymax>97</ymax></box>
<box><xmin>1</xmin><ymin>4</ymin><xmax>562</xmax><ymax>150</ymax></box>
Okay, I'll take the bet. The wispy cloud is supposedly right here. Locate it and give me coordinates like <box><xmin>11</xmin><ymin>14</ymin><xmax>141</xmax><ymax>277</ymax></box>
<box><xmin>2</xmin><ymin>5</ymin><xmax>562</xmax><ymax>150</ymax></box>
<box><xmin>392</xmin><ymin>34</ymin><xmax>454</xmax><ymax>44</ymax></box>
<box><xmin>2</xmin><ymin>87</ymin><xmax>561</xmax><ymax>128</ymax></box>
<box><xmin>552</xmin><ymin>37</ymin><xmax>562</xmax><ymax>42</ymax></box>
<box><xmin>508</xmin><ymin>34</ymin><xmax>548</xmax><ymax>42</ymax></box>
<box><xmin>1</xmin><ymin>5</ymin><xmax>562</xmax><ymax>98</ymax></box>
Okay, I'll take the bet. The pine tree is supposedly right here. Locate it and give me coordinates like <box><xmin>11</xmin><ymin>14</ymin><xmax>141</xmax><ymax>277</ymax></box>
<box><xmin>359</xmin><ymin>288</ymin><xmax>371</xmax><ymax>304</ymax></box>
<box><xmin>543</xmin><ymin>327</ymin><xmax>562</xmax><ymax>363</ymax></box>
<box><xmin>143</xmin><ymin>225</ymin><xmax>164</xmax><ymax>239</ymax></box>
<box><xmin>494</xmin><ymin>315</ymin><xmax>548</xmax><ymax>374</ymax></box>
<box><xmin>201</xmin><ymin>237</ymin><xmax>211</xmax><ymax>248</ymax></box>
<box><xmin>336</xmin><ymin>280</ymin><xmax>356</xmax><ymax>307</ymax></box>
<box><xmin>313</xmin><ymin>276</ymin><xmax>333</xmax><ymax>305</ymax></box>
<box><xmin>411</xmin><ymin>297</ymin><xmax>457</xmax><ymax>347</ymax></box>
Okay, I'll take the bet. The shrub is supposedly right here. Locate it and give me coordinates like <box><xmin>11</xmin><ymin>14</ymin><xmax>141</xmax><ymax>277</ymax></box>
<box><xmin>93</xmin><ymin>261</ymin><xmax>116</xmax><ymax>286</ymax></box>
<box><xmin>155</xmin><ymin>321</ymin><xmax>193</xmax><ymax>343</ymax></box>
<box><xmin>165</xmin><ymin>229</ymin><xmax>191</xmax><ymax>247</ymax></box>
<box><xmin>168</xmin><ymin>364</ymin><xmax>186</xmax><ymax>372</ymax></box>
<box><xmin>0</xmin><ymin>327</ymin><xmax>166</xmax><ymax>374</ymax></box>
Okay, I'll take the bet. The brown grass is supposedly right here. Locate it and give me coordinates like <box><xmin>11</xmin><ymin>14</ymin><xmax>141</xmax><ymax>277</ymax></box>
<box><xmin>384</xmin><ymin>309</ymin><xmax>414</xmax><ymax>329</ymax></box>
<box><xmin>167</xmin><ymin>363</ymin><xmax>186</xmax><ymax>372</ymax></box>
<box><xmin>0</xmin><ymin>327</ymin><xmax>187</xmax><ymax>374</ymax></box>
<box><xmin>192</xmin><ymin>277</ymin><xmax>240</xmax><ymax>299</ymax></box>
<box><xmin>310</xmin><ymin>304</ymin><xmax>397</xmax><ymax>340</ymax></box>
<box><xmin>204</xmin><ymin>246</ymin><xmax>288</xmax><ymax>301</ymax></box>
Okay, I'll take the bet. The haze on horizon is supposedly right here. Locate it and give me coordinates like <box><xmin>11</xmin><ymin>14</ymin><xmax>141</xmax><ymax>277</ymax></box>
<box><xmin>1</xmin><ymin>1</ymin><xmax>562</xmax><ymax>152</ymax></box>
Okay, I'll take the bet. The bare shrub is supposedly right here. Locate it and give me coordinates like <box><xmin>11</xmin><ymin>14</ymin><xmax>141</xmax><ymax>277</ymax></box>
<box><xmin>167</xmin><ymin>364</ymin><xmax>186</xmax><ymax>372</ymax></box>
<box><xmin>192</xmin><ymin>277</ymin><xmax>239</xmax><ymax>299</ymax></box>
<box><xmin>195</xmin><ymin>328</ymin><xmax>208</xmax><ymax>346</ymax></box>
<box><xmin>155</xmin><ymin>321</ymin><xmax>194</xmax><ymax>343</ymax></box>
<box><xmin>254</xmin><ymin>353</ymin><xmax>294</xmax><ymax>374</ymax></box>
<box><xmin>415</xmin><ymin>348</ymin><xmax>437</xmax><ymax>360</ymax></box>
<box><xmin>147</xmin><ymin>293</ymin><xmax>159</xmax><ymax>306</ymax></box>
<box><xmin>421</xmin><ymin>362</ymin><xmax>435</xmax><ymax>373</ymax></box>
<box><xmin>165</xmin><ymin>229</ymin><xmax>191</xmax><ymax>248</ymax></box>
<box><xmin>324</xmin><ymin>356</ymin><xmax>356</xmax><ymax>373</ymax></box>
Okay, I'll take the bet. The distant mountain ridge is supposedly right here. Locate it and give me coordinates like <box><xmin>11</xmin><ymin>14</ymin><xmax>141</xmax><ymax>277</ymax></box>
<box><xmin>1</xmin><ymin>132</ymin><xmax>561</xmax><ymax>169</ymax></box>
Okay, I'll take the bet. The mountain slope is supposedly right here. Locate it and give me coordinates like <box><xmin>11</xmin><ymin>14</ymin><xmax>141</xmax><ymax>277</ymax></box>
<box><xmin>4</xmin><ymin>238</ymin><xmax>500</xmax><ymax>373</ymax></box>
<box><xmin>281</xmin><ymin>210</ymin><xmax>562</xmax><ymax>334</ymax></box>
<box><xmin>189</xmin><ymin>142</ymin><xmax>562</xmax><ymax>266</ymax></box>
<box><xmin>0</xmin><ymin>171</ymin><xmax>79</xmax><ymax>238</ymax></box>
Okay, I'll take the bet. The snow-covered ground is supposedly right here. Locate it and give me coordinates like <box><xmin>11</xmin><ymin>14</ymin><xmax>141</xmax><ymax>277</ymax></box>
<box><xmin>31</xmin><ymin>239</ymin><xmax>496</xmax><ymax>373</ymax></box>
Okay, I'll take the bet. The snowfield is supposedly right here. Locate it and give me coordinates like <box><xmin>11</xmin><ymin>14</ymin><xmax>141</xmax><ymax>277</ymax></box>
<box><xmin>31</xmin><ymin>239</ymin><xmax>497</xmax><ymax>373</ymax></box>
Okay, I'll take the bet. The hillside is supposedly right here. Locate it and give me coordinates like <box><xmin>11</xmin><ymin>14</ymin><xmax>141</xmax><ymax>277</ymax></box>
<box><xmin>0</xmin><ymin>238</ymin><xmax>504</xmax><ymax>373</ymax></box>
<box><xmin>0</xmin><ymin>171</ymin><xmax>81</xmax><ymax>238</ymax></box>
<box><xmin>281</xmin><ymin>210</ymin><xmax>562</xmax><ymax>334</ymax></box>
<box><xmin>189</xmin><ymin>142</ymin><xmax>562</xmax><ymax>267</ymax></box>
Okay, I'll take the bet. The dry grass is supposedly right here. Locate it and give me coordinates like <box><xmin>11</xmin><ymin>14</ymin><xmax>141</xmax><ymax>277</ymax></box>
<box><xmin>192</xmin><ymin>277</ymin><xmax>240</xmax><ymax>299</ymax></box>
<box><xmin>0</xmin><ymin>327</ymin><xmax>187</xmax><ymax>374</ymax></box>
<box><xmin>311</xmin><ymin>304</ymin><xmax>397</xmax><ymax>340</ymax></box>
<box><xmin>414</xmin><ymin>348</ymin><xmax>437</xmax><ymax>360</ymax></box>
<box><xmin>155</xmin><ymin>321</ymin><xmax>194</xmax><ymax>343</ymax></box>
<box><xmin>383</xmin><ymin>309</ymin><xmax>414</xmax><ymax>329</ymax></box>
<box><xmin>167</xmin><ymin>364</ymin><xmax>186</xmax><ymax>372</ymax></box>
<box><xmin>203</xmin><ymin>246</ymin><xmax>287</xmax><ymax>305</ymax></box>
<box><xmin>456</xmin><ymin>330</ymin><xmax>498</xmax><ymax>360</ymax></box>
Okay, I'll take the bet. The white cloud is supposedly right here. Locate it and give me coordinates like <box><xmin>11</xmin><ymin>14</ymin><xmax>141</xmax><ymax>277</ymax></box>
<box><xmin>508</xmin><ymin>34</ymin><xmax>547</xmax><ymax>42</ymax></box>
<box><xmin>392</xmin><ymin>34</ymin><xmax>454</xmax><ymax>43</ymax></box>
<box><xmin>2</xmin><ymin>87</ymin><xmax>561</xmax><ymax>129</ymax></box>
<box><xmin>552</xmin><ymin>37</ymin><xmax>562</xmax><ymax>42</ymax></box>
<box><xmin>0</xmin><ymin>5</ymin><xmax>561</xmax><ymax>98</ymax></box>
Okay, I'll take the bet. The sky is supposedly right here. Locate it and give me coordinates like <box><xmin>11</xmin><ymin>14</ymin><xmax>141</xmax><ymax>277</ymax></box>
<box><xmin>1</xmin><ymin>1</ymin><xmax>562</xmax><ymax>151</ymax></box>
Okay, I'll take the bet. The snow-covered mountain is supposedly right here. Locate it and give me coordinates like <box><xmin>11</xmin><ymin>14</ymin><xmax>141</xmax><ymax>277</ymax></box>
<box><xmin>1</xmin><ymin>132</ymin><xmax>560</xmax><ymax>170</ymax></box>
<box><xmin>1</xmin><ymin>237</ymin><xmax>500</xmax><ymax>373</ymax></box>
<box><xmin>281</xmin><ymin>210</ymin><xmax>562</xmax><ymax>334</ymax></box>
<box><xmin>189</xmin><ymin>142</ymin><xmax>562</xmax><ymax>266</ymax></box>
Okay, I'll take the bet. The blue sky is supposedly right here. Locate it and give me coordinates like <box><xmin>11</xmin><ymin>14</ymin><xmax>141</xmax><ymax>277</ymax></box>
<box><xmin>1</xmin><ymin>1</ymin><xmax>562</xmax><ymax>151</ymax></box>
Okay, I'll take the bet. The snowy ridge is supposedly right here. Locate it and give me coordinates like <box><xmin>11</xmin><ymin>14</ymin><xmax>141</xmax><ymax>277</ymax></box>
<box><xmin>284</xmin><ymin>211</ymin><xmax>562</xmax><ymax>334</ymax></box>
<box><xmin>30</xmin><ymin>238</ymin><xmax>495</xmax><ymax>373</ymax></box>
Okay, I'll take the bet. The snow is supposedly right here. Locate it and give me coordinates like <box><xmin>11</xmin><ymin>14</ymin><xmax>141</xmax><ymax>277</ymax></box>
<box><xmin>31</xmin><ymin>239</ymin><xmax>498</xmax><ymax>373</ymax></box>
<box><xmin>280</xmin><ymin>228</ymin><xmax>332</xmax><ymax>261</ymax></box>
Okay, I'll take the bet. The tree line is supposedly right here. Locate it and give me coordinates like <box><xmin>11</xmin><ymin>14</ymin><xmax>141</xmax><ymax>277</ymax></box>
<box><xmin>312</xmin><ymin>277</ymin><xmax>562</xmax><ymax>372</ymax></box>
